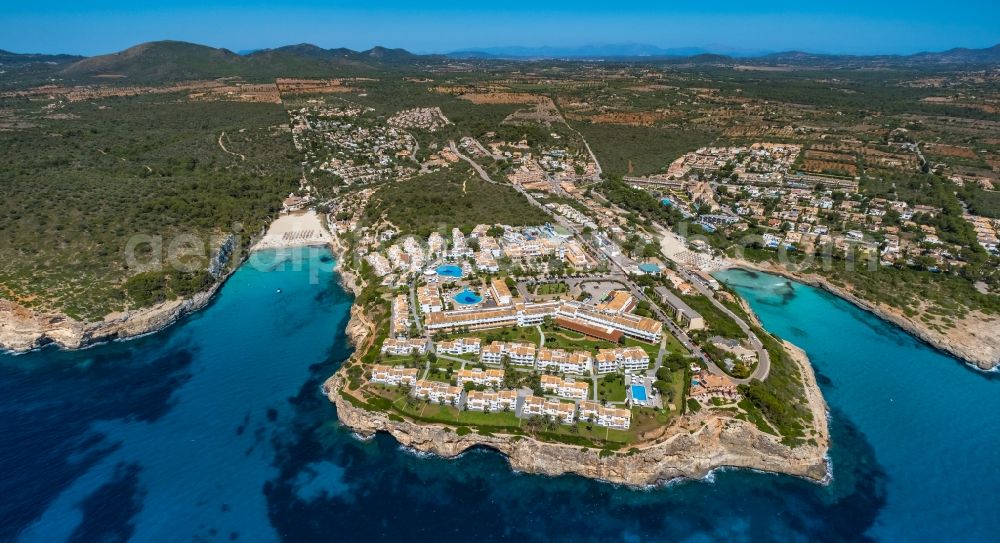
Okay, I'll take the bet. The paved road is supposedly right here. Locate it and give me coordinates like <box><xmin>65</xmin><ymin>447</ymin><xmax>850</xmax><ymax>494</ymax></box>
<box><xmin>684</xmin><ymin>274</ymin><xmax>771</xmax><ymax>383</ymax></box>
<box><xmin>455</xmin><ymin>135</ymin><xmax>765</xmax><ymax>385</ymax></box>
<box><xmin>451</xmin><ymin>141</ymin><xmax>498</xmax><ymax>185</ymax></box>
<box><xmin>408</xmin><ymin>278</ymin><xmax>423</xmax><ymax>334</ymax></box>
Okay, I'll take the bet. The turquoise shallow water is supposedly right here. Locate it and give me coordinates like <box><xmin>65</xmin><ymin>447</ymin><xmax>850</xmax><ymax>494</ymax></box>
<box><xmin>1</xmin><ymin>251</ymin><xmax>998</xmax><ymax>542</ymax></box>
<box><xmin>716</xmin><ymin>268</ymin><xmax>1000</xmax><ymax>542</ymax></box>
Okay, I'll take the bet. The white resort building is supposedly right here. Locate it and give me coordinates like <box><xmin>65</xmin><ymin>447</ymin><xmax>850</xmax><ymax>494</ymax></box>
<box><xmin>579</xmin><ymin>400</ymin><xmax>631</xmax><ymax>429</ymax></box>
<box><xmin>455</xmin><ymin>368</ymin><xmax>505</xmax><ymax>388</ymax></box>
<box><xmin>595</xmin><ymin>347</ymin><xmax>650</xmax><ymax>373</ymax></box>
<box><xmin>381</xmin><ymin>338</ymin><xmax>427</xmax><ymax>356</ymax></box>
<box><xmin>435</xmin><ymin>337</ymin><xmax>482</xmax><ymax>355</ymax></box>
<box><xmin>413</xmin><ymin>379</ymin><xmax>462</xmax><ymax>405</ymax></box>
<box><xmin>466</xmin><ymin>390</ymin><xmax>518</xmax><ymax>412</ymax></box>
<box><xmin>540</xmin><ymin>375</ymin><xmax>589</xmax><ymax>400</ymax></box>
<box><xmin>370</xmin><ymin>365</ymin><xmax>419</xmax><ymax>387</ymax></box>
<box><xmin>480</xmin><ymin>341</ymin><xmax>536</xmax><ymax>366</ymax></box>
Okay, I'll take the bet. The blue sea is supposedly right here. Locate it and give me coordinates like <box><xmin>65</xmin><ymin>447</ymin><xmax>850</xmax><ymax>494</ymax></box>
<box><xmin>1</xmin><ymin>251</ymin><xmax>998</xmax><ymax>542</ymax></box>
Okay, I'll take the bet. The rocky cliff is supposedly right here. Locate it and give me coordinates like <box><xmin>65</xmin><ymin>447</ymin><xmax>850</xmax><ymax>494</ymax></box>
<box><xmin>328</xmin><ymin>341</ymin><xmax>831</xmax><ymax>488</ymax></box>
<box><xmin>0</xmin><ymin>287</ymin><xmax>219</xmax><ymax>353</ymax></box>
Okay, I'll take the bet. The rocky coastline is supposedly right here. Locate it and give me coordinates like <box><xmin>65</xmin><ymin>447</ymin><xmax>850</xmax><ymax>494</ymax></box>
<box><xmin>727</xmin><ymin>260</ymin><xmax>1000</xmax><ymax>371</ymax></box>
<box><xmin>328</xmin><ymin>358</ymin><xmax>830</xmax><ymax>486</ymax></box>
<box><xmin>0</xmin><ymin>285</ymin><xmax>221</xmax><ymax>354</ymax></box>
<box><xmin>0</xmin><ymin>226</ymin><xmax>339</xmax><ymax>355</ymax></box>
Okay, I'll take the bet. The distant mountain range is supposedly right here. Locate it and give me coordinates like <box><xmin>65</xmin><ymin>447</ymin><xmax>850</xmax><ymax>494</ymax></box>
<box><xmin>0</xmin><ymin>49</ymin><xmax>84</xmax><ymax>65</ymax></box>
<box><xmin>446</xmin><ymin>43</ymin><xmax>775</xmax><ymax>59</ymax></box>
<box><xmin>1</xmin><ymin>40</ymin><xmax>998</xmax><ymax>84</ymax></box>
<box><xmin>449</xmin><ymin>42</ymin><xmax>1000</xmax><ymax>64</ymax></box>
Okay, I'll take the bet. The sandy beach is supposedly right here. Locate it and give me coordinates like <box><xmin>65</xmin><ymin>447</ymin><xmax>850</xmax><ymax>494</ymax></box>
<box><xmin>253</xmin><ymin>209</ymin><xmax>331</xmax><ymax>251</ymax></box>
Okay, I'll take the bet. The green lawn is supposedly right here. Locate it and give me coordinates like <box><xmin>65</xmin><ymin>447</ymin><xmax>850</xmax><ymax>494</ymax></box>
<box><xmin>623</xmin><ymin>337</ymin><xmax>661</xmax><ymax>361</ymax></box>
<box><xmin>541</xmin><ymin>328</ymin><xmax>619</xmax><ymax>352</ymax></box>
<box><xmin>662</xmin><ymin>332</ymin><xmax>690</xmax><ymax>357</ymax></box>
<box><xmin>533</xmin><ymin>281</ymin><xmax>569</xmax><ymax>295</ymax></box>
<box><xmin>395</xmin><ymin>398</ymin><xmax>522</xmax><ymax>428</ymax></box>
<box><xmin>446</xmin><ymin>326</ymin><xmax>542</xmax><ymax>346</ymax></box>
<box><xmin>597</xmin><ymin>374</ymin><xmax>627</xmax><ymax>403</ymax></box>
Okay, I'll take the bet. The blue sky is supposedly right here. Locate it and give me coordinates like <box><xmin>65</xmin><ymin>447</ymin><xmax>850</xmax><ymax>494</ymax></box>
<box><xmin>3</xmin><ymin>1</ymin><xmax>998</xmax><ymax>56</ymax></box>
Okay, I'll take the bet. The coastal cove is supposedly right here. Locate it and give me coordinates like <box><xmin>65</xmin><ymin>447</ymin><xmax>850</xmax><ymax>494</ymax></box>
<box><xmin>0</xmin><ymin>250</ymin><xmax>998</xmax><ymax>541</ymax></box>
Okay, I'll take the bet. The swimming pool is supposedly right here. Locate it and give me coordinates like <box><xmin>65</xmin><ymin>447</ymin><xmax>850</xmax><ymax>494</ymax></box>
<box><xmin>630</xmin><ymin>384</ymin><xmax>648</xmax><ymax>402</ymax></box>
<box><xmin>639</xmin><ymin>263</ymin><xmax>661</xmax><ymax>274</ymax></box>
<box><xmin>453</xmin><ymin>289</ymin><xmax>483</xmax><ymax>305</ymax></box>
<box><xmin>436</xmin><ymin>264</ymin><xmax>463</xmax><ymax>278</ymax></box>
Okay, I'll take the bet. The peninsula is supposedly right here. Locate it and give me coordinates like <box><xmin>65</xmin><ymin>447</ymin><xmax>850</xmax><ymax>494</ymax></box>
<box><xmin>4</xmin><ymin>39</ymin><xmax>999</xmax><ymax>486</ymax></box>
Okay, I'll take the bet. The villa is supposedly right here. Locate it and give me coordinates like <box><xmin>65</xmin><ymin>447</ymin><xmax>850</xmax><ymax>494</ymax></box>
<box><xmin>690</xmin><ymin>373</ymin><xmax>740</xmax><ymax>404</ymax></box>
<box><xmin>711</xmin><ymin>338</ymin><xmax>758</xmax><ymax>364</ymax></box>
<box><xmin>466</xmin><ymin>389</ymin><xmax>518</xmax><ymax>412</ymax></box>
<box><xmin>370</xmin><ymin>365</ymin><xmax>418</xmax><ymax>387</ymax></box>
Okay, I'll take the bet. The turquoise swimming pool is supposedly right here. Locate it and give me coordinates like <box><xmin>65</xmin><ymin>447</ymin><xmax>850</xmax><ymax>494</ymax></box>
<box><xmin>630</xmin><ymin>384</ymin><xmax>648</xmax><ymax>402</ymax></box>
<box><xmin>639</xmin><ymin>263</ymin><xmax>661</xmax><ymax>274</ymax></box>
<box><xmin>436</xmin><ymin>264</ymin><xmax>463</xmax><ymax>278</ymax></box>
<box><xmin>453</xmin><ymin>289</ymin><xmax>483</xmax><ymax>305</ymax></box>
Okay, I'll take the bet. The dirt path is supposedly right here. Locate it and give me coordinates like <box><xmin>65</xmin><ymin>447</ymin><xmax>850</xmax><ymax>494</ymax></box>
<box><xmin>218</xmin><ymin>132</ymin><xmax>246</xmax><ymax>161</ymax></box>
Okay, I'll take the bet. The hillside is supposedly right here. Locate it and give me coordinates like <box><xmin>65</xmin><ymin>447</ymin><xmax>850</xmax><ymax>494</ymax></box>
<box><xmin>0</xmin><ymin>95</ymin><xmax>299</xmax><ymax>320</ymax></box>
<box><xmin>362</xmin><ymin>164</ymin><xmax>550</xmax><ymax>237</ymax></box>
<box><xmin>4</xmin><ymin>40</ymin><xmax>998</xmax><ymax>85</ymax></box>
<box><xmin>53</xmin><ymin>41</ymin><xmax>435</xmax><ymax>83</ymax></box>
<box><xmin>59</xmin><ymin>41</ymin><xmax>249</xmax><ymax>80</ymax></box>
